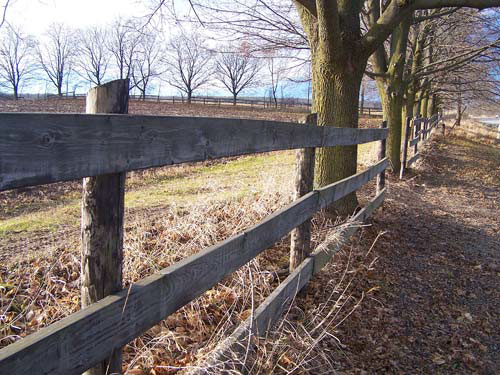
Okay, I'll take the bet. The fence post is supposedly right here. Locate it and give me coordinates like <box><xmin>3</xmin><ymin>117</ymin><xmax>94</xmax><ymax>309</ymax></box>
<box><xmin>414</xmin><ymin>117</ymin><xmax>419</xmax><ymax>156</ymax></box>
<box><xmin>81</xmin><ymin>79</ymin><xmax>128</xmax><ymax>375</ymax></box>
<box><xmin>290</xmin><ymin>113</ymin><xmax>316</xmax><ymax>272</ymax></box>
<box><xmin>376</xmin><ymin>121</ymin><xmax>387</xmax><ymax>194</ymax></box>
<box><xmin>399</xmin><ymin>117</ymin><xmax>411</xmax><ymax>179</ymax></box>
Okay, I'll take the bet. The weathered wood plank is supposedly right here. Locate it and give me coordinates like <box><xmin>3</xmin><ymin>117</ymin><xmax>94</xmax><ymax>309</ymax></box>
<box><xmin>407</xmin><ymin>153</ymin><xmax>420</xmax><ymax>167</ymax></box>
<box><xmin>290</xmin><ymin>113</ymin><xmax>316</xmax><ymax>272</ymax></box>
<box><xmin>0</xmin><ymin>193</ymin><xmax>318</xmax><ymax>375</ymax></box>
<box><xmin>0</xmin><ymin>113</ymin><xmax>389</xmax><ymax>191</ymax></box>
<box><xmin>409</xmin><ymin>137</ymin><xmax>419</xmax><ymax>147</ymax></box>
<box><xmin>313</xmin><ymin>188</ymin><xmax>386</xmax><ymax>274</ymax></box>
<box><xmin>400</xmin><ymin>117</ymin><xmax>411</xmax><ymax>179</ymax></box>
<box><xmin>82</xmin><ymin>79</ymin><xmax>129</xmax><ymax>375</ymax></box>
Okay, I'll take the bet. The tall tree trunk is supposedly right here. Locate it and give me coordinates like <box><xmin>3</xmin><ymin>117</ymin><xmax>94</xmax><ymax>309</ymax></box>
<box><xmin>373</xmin><ymin>16</ymin><xmax>410</xmax><ymax>174</ymax></box>
<box><xmin>314</xmin><ymin>61</ymin><xmax>364</xmax><ymax>214</ymax></box>
<box><xmin>379</xmin><ymin>87</ymin><xmax>404</xmax><ymax>173</ymax></box>
<box><xmin>13</xmin><ymin>85</ymin><xmax>18</xmax><ymax>100</ymax></box>
<box><xmin>232</xmin><ymin>93</ymin><xmax>237</xmax><ymax>105</ymax></box>
<box><xmin>296</xmin><ymin>0</ymin><xmax>365</xmax><ymax>215</ymax></box>
<box><xmin>420</xmin><ymin>86</ymin><xmax>429</xmax><ymax>118</ymax></box>
<box><xmin>427</xmin><ymin>94</ymin><xmax>435</xmax><ymax>116</ymax></box>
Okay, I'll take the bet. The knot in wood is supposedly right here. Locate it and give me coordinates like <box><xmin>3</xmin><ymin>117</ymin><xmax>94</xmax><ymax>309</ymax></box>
<box><xmin>40</xmin><ymin>132</ymin><xmax>56</xmax><ymax>148</ymax></box>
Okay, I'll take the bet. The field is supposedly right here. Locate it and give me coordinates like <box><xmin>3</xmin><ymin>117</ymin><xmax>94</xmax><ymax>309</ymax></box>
<box><xmin>0</xmin><ymin>98</ymin><xmax>382</xmax><ymax>373</ymax></box>
<box><xmin>4</xmin><ymin>99</ymin><xmax>497</xmax><ymax>373</ymax></box>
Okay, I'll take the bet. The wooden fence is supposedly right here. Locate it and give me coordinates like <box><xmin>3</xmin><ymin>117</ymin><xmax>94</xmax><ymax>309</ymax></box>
<box><xmin>0</xmin><ymin>80</ymin><xmax>389</xmax><ymax>375</ymax></box>
<box><xmin>7</xmin><ymin>92</ymin><xmax>383</xmax><ymax>116</ymax></box>
<box><xmin>400</xmin><ymin>114</ymin><xmax>440</xmax><ymax>178</ymax></box>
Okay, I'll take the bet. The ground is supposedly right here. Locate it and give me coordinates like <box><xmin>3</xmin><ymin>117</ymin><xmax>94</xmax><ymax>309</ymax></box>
<box><xmin>0</xmin><ymin>99</ymin><xmax>498</xmax><ymax>374</ymax></box>
<box><xmin>322</xmin><ymin>132</ymin><xmax>500</xmax><ymax>374</ymax></box>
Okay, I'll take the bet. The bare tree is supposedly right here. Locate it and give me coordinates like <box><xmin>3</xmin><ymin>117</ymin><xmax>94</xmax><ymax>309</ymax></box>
<box><xmin>36</xmin><ymin>23</ymin><xmax>75</xmax><ymax>96</ymax></box>
<box><xmin>163</xmin><ymin>32</ymin><xmax>213</xmax><ymax>103</ymax></box>
<box><xmin>0</xmin><ymin>24</ymin><xmax>35</xmax><ymax>99</ymax></box>
<box><xmin>107</xmin><ymin>18</ymin><xmax>141</xmax><ymax>80</ymax></box>
<box><xmin>215</xmin><ymin>46</ymin><xmax>261</xmax><ymax>105</ymax></box>
<box><xmin>76</xmin><ymin>26</ymin><xmax>110</xmax><ymax>85</ymax></box>
<box><xmin>265</xmin><ymin>55</ymin><xmax>289</xmax><ymax>107</ymax></box>
<box><xmin>131</xmin><ymin>31</ymin><xmax>164</xmax><ymax>99</ymax></box>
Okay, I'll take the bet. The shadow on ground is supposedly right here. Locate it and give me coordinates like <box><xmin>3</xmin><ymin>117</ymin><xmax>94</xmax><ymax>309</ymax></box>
<box><xmin>333</xmin><ymin>134</ymin><xmax>500</xmax><ymax>374</ymax></box>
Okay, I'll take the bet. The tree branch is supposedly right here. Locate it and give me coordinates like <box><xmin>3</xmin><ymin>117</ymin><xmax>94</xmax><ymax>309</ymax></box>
<box><xmin>293</xmin><ymin>0</ymin><xmax>317</xmax><ymax>17</ymax></box>
<box><xmin>361</xmin><ymin>0</ymin><xmax>500</xmax><ymax>58</ymax></box>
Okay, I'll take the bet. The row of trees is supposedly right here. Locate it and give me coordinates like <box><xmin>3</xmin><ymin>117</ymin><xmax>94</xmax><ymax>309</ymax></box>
<box><xmin>160</xmin><ymin>0</ymin><xmax>499</xmax><ymax>214</ymax></box>
<box><xmin>0</xmin><ymin>20</ymin><xmax>285</xmax><ymax>103</ymax></box>
<box><xmin>1</xmin><ymin>0</ymin><xmax>498</xmax><ymax>216</ymax></box>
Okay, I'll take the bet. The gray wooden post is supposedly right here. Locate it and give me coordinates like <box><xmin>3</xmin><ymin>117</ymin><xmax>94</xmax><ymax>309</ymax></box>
<box><xmin>81</xmin><ymin>79</ymin><xmax>129</xmax><ymax>375</ymax></box>
<box><xmin>414</xmin><ymin>117</ymin><xmax>419</xmax><ymax>156</ymax></box>
<box><xmin>376</xmin><ymin>121</ymin><xmax>387</xmax><ymax>194</ymax></box>
<box><xmin>290</xmin><ymin>113</ymin><xmax>316</xmax><ymax>272</ymax></box>
<box><xmin>399</xmin><ymin>117</ymin><xmax>411</xmax><ymax>179</ymax></box>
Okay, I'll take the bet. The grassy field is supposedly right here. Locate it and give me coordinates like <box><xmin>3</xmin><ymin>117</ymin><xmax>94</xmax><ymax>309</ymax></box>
<box><xmin>0</xmin><ymin>144</ymin><xmax>376</xmax><ymax>237</ymax></box>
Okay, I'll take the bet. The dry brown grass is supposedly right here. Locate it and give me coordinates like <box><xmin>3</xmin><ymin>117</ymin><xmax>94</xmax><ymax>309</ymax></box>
<box><xmin>451</xmin><ymin>119</ymin><xmax>499</xmax><ymax>145</ymax></box>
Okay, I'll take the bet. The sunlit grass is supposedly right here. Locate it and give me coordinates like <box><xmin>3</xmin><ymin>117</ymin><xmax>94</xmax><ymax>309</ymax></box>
<box><xmin>0</xmin><ymin>145</ymin><xmax>376</xmax><ymax>234</ymax></box>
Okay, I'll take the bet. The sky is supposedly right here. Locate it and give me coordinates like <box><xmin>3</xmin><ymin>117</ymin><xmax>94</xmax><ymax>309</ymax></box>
<box><xmin>8</xmin><ymin>0</ymin><xmax>146</xmax><ymax>34</ymax></box>
<box><xmin>2</xmin><ymin>0</ymin><xmax>380</xmax><ymax>102</ymax></box>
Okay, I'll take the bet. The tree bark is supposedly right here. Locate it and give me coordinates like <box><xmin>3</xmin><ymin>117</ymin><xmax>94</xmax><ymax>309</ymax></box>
<box><xmin>421</xmin><ymin>91</ymin><xmax>429</xmax><ymax>118</ymax></box>
<box><xmin>427</xmin><ymin>94</ymin><xmax>435</xmax><ymax>116</ymax></box>
<box><xmin>373</xmin><ymin>15</ymin><xmax>411</xmax><ymax>174</ymax></box>
<box><xmin>296</xmin><ymin>0</ymin><xmax>363</xmax><ymax>215</ymax></box>
<box><xmin>82</xmin><ymin>79</ymin><xmax>129</xmax><ymax>375</ymax></box>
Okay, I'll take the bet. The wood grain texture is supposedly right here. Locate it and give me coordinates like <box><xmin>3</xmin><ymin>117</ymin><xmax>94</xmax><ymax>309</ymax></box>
<box><xmin>290</xmin><ymin>113</ymin><xmax>316</xmax><ymax>272</ymax></box>
<box><xmin>0</xmin><ymin>161</ymin><xmax>388</xmax><ymax>375</ymax></box>
<box><xmin>0</xmin><ymin>113</ymin><xmax>389</xmax><ymax>191</ymax></box>
<box><xmin>313</xmin><ymin>188</ymin><xmax>386</xmax><ymax>274</ymax></box>
<box><xmin>82</xmin><ymin>79</ymin><xmax>129</xmax><ymax>375</ymax></box>
<box><xmin>400</xmin><ymin>117</ymin><xmax>411</xmax><ymax>179</ymax></box>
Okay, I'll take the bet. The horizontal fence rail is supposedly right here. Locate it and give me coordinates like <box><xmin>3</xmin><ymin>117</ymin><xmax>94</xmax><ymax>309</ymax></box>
<box><xmin>0</xmin><ymin>157</ymin><xmax>388</xmax><ymax>375</ymax></box>
<box><xmin>0</xmin><ymin>113</ymin><xmax>388</xmax><ymax>191</ymax></box>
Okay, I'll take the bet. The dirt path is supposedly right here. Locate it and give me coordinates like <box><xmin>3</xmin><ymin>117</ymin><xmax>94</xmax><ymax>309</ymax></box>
<box><xmin>333</xmin><ymin>133</ymin><xmax>500</xmax><ymax>374</ymax></box>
